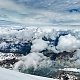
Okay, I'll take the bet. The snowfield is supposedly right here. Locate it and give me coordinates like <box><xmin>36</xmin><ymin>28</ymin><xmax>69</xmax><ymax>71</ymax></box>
<box><xmin>0</xmin><ymin>67</ymin><xmax>58</xmax><ymax>80</ymax></box>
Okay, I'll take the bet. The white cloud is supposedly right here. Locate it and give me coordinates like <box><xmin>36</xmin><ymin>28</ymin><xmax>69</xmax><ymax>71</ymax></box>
<box><xmin>1</xmin><ymin>0</ymin><xmax>80</xmax><ymax>26</ymax></box>
<box><xmin>31</xmin><ymin>38</ymin><xmax>49</xmax><ymax>52</ymax></box>
<box><xmin>56</xmin><ymin>34</ymin><xmax>80</xmax><ymax>52</ymax></box>
<box><xmin>0</xmin><ymin>0</ymin><xmax>80</xmax><ymax>26</ymax></box>
<box><xmin>14</xmin><ymin>52</ymin><xmax>52</xmax><ymax>70</ymax></box>
<box><xmin>0</xmin><ymin>0</ymin><xmax>26</xmax><ymax>12</ymax></box>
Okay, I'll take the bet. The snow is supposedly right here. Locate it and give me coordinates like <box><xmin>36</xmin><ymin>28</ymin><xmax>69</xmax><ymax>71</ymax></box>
<box><xmin>59</xmin><ymin>68</ymin><xmax>80</xmax><ymax>73</ymax></box>
<box><xmin>0</xmin><ymin>67</ymin><xmax>58</xmax><ymax>80</ymax></box>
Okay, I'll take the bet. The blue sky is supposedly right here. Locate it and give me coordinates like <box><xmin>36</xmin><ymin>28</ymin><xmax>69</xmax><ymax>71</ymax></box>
<box><xmin>0</xmin><ymin>0</ymin><xmax>80</xmax><ymax>26</ymax></box>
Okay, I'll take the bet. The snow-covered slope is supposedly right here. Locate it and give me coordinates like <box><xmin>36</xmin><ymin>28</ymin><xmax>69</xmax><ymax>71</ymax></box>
<box><xmin>0</xmin><ymin>67</ymin><xmax>58</xmax><ymax>80</ymax></box>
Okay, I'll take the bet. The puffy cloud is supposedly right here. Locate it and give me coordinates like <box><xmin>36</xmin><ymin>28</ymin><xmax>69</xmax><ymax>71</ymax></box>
<box><xmin>31</xmin><ymin>39</ymin><xmax>49</xmax><ymax>52</ymax></box>
<box><xmin>56</xmin><ymin>34</ymin><xmax>80</xmax><ymax>52</ymax></box>
<box><xmin>14</xmin><ymin>52</ymin><xmax>52</xmax><ymax>70</ymax></box>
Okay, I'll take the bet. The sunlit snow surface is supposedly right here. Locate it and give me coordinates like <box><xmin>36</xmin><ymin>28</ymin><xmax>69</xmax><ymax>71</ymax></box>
<box><xmin>0</xmin><ymin>67</ymin><xmax>58</xmax><ymax>80</ymax></box>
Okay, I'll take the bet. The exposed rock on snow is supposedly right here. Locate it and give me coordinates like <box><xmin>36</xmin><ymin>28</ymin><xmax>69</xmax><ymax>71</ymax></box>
<box><xmin>59</xmin><ymin>73</ymin><xmax>78</xmax><ymax>80</ymax></box>
<box><xmin>0</xmin><ymin>53</ymin><xmax>21</xmax><ymax>69</ymax></box>
<box><xmin>58</xmin><ymin>68</ymin><xmax>80</xmax><ymax>80</ymax></box>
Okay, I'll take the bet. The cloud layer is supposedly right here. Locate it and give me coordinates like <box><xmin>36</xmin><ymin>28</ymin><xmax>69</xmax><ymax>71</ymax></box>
<box><xmin>0</xmin><ymin>0</ymin><xmax>80</xmax><ymax>26</ymax></box>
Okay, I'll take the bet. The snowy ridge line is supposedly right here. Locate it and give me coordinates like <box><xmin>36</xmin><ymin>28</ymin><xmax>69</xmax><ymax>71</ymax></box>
<box><xmin>0</xmin><ymin>67</ymin><xmax>58</xmax><ymax>80</ymax></box>
<box><xmin>59</xmin><ymin>68</ymin><xmax>80</xmax><ymax>73</ymax></box>
<box><xmin>0</xmin><ymin>26</ymin><xmax>80</xmax><ymax>30</ymax></box>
